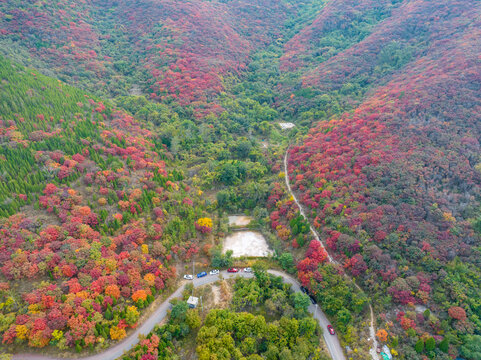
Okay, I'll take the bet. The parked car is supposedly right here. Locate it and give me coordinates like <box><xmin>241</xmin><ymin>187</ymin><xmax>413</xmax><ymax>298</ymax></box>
<box><xmin>197</xmin><ymin>271</ymin><xmax>207</xmax><ymax>278</ymax></box>
<box><xmin>327</xmin><ymin>325</ymin><xmax>335</xmax><ymax>335</ymax></box>
<box><xmin>227</xmin><ymin>267</ymin><xmax>239</xmax><ymax>273</ymax></box>
<box><xmin>244</xmin><ymin>267</ymin><xmax>253</xmax><ymax>273</ymax></box>
<box><xmin>209</xmin><ymin>269</ymin><xmax>220</xmax><ymax>275</ymax></box>
<box><xmin>300</xmin><ymin>286</ymin><xmax>308</xmax><ymax>294</ymax></box>
<box><xmin>309</xmin><ymin>295</ymin><xmax>316</xmax><ymax>304</ymax></box>
<box><xmin>183</xmin><ymin>274</ymin><xmax>193</xmax><ymax>280</ymax></box>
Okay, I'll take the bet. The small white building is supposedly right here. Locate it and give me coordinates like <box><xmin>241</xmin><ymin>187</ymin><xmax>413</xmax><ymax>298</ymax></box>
<box><xmin>187</xmin><ymin>296</ymin><xmax>199</xmax><ymax>308</ymax></box>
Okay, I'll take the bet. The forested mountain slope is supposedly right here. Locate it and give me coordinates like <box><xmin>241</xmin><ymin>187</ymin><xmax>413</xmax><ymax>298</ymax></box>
<box><xmin>0</xmin><ymin>0</ymin><xmax>304</xmax><ymax>116</ymax></box>
<box><xmin>284</xmin><ymin>0</ymin><xmax>481</xmax><ymax>357</ymax></box>
<box><xmin>0</xmin><ymin>0</ymin><xmax>480</xmax><ymax>358</ymax></box>
<box><xmin>0</xmin><ymin>57</ymin><xmax>210</xmax><ymax>351</ymax></box>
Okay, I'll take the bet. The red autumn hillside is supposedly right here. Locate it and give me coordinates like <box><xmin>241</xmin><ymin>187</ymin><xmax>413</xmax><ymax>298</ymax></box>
<box><xmin>0</xmin><ymin>0</ymin><xmax>295</xmax><ymax>116</ymax></box>
<box><xmin>112</xmin><ymin>0</ymin><xmax>290</xmax><ymax>113</ymax></box>
<box><xmin>281</xmin><ymin>0</ymin><xmax>397</xmax><ymax>72</ymax></box>
<box><xmin>0</xmin><ymin>58</ymin><xmax>208</xmax><ymax>350</ymax></box>
<box><xmin>2</xmin><ymin>0</ymin><xmax>481</xmax><ymax>357</ymax></box>
<box><xmin>300</xmin><ymin>0</ymin><xmax>476</xmax><ymax>91</ymax></box>
<box><xmin>287</xmin><ymin>0</ymin><xmax>481</xmax><ymax>328</ymax></box>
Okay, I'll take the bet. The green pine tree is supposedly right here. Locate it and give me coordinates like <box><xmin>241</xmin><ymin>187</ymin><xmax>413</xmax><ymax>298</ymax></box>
<box><xmin>415</xmin><ymin>339</ymin><xmax>425</xmax><ymax>353</ymax></box>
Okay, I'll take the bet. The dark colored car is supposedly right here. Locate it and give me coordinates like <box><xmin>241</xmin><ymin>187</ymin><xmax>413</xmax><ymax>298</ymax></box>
<box><xmin>309</xmin><ymin>295</ymin><xmax>316</xmax><ymax>304</ymax></box>
<box><xmin>197</xmin><ymin>271</ymin><xmax>207</xmax><ymax>278</ymax></box>
<box><xmin>300</xmin><ymin>286</ymin><xmax>308</xmax><ymax>294</ymax></box>
<box><xmin>327</xmin><ymin>325</ymin><xmax>335</xmax><ymax>335</ymax></box>
<box><xmin>227</xmin><ymin>267</ymin><xmax>239</xmax><ymax>273</ymax></box>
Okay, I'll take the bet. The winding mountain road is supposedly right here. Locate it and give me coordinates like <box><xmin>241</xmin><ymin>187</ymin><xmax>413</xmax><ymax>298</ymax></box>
<box><xmin>283</xmin><ymin>148</ymin><xmax>379</xmax><ymax>360</ymax></box>
<box><xmin>12</xmin><ymin>270</ymin><xmax>346</xmax><ymax>360</ymax></box>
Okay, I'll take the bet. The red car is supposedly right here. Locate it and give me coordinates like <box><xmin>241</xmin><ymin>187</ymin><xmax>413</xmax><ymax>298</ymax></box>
<box><xmin>327</xmin><ymin>325</ymin><xmax>335</xmax><ymax>335</ymax></box>
<box><xmin>227</xmin><ymin>267</ymin><xmax>239</xmax><ymax>273</ymax></box>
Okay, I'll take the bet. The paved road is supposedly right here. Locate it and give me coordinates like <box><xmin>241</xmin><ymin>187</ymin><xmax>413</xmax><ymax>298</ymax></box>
<box><xmin>268</xmin><ymin>270</ymin><xmax>346</xmax><ymax>360</ymax></box>
<box><xmin>284</xmin><ymin>147</ymin><xmax>378</xmax><ymax>360</ymax></box>
<box><xmin>12</xmin><ymin>270</ymin><xmax>345</xmax><ymax>360</ymax></box>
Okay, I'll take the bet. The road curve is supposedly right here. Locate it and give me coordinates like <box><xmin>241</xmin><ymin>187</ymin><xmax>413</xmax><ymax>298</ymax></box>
<box><xmin>12</xmin><ymin>270</ymin><xmax>345</xmax><ymax>360</ymax></box>
<box><xmin>284</xmin><ymin>147</ymin><xmax>379</xmax><ymax>360</ymax></box>
<box><xmin>268</xmin><ymin>270</ymin><xmax>346</xmax><ymax>360</ymax></box>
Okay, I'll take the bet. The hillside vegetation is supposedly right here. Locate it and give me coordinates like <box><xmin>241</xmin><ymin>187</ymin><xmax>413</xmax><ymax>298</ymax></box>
<box><xmin>283</xmin><ymin>0</ymin><xmax>481</xmax><ymax>358</ymax></box>
<box><xmin>0</xmin><ymin>0</ymin><xmax>480</xmax><ymax>359</ymax></box>
<box><xmin>0</xmin><ymin>57</ymin><xmax>207</xmax><ymax>351</ymax></box>
<box><xmin>122</xmin><ymin>271</ymin><xmax>328</xmax><ymax>360</ymax></box>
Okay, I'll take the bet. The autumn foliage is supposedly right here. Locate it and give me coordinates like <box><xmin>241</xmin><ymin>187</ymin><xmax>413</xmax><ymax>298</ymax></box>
<box><xmin>282</xmin><ymin>0</ymin><xmax>481</xmax><ymax>354</ymax></box>
<box><xmin>0</xmin><ymin>58</ymin><xmax>203</xmax><ymax>351</ymax></box>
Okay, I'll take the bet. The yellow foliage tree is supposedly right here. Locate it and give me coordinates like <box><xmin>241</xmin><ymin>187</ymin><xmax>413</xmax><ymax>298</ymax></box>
<box><xmin>110</xmin><ymin>326</ymin><xmax>126</xmax><ymax>340</ymax></box>
<box><xmin>16</xmin><ymin>324</ymin><xmax>29</xmax><ymax>340</ymax></box>
<box><xmin>51</xmin><ymin>330</ymin><xmax>63</xmax><ymax>341</ymax></box>
<box><xmin>125</xmin><ymin>306</ymin><xmax>140</xmax><ymax>326</ymax></box>
<box><xmin>442</xmin><ymin>211</ymin><xmax>456</xmax><ymax>223</ymax></box>
<box><xmin>28</xmin><ymin>304</ymin><xmax>41</xmax><ymax>314</ymax></box>
<box><xmin>197</xmin><ymin>217</ymin><xmax>213</xmax><ymax>228</ymax></box>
